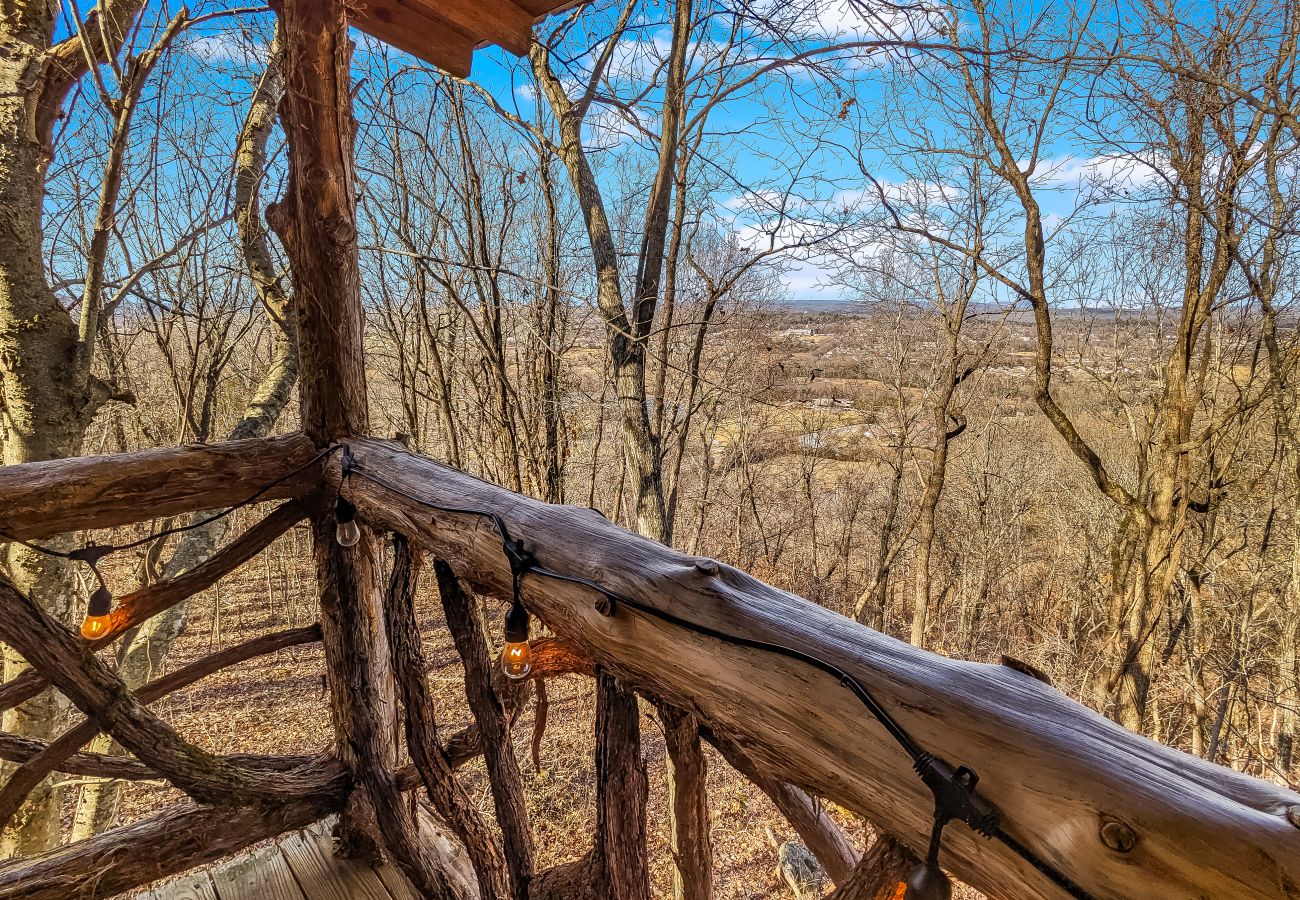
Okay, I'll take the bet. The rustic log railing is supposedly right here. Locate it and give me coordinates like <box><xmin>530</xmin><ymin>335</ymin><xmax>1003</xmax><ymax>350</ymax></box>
<box><xmin>0</xmin><ymin>1</ymin><xmax>1296</xmax><ymax>897</ymax></box>
<box><xmin>0</xmin><ymin>432</ymin><xmax>1297</xmax><ymax>899</ymax></box>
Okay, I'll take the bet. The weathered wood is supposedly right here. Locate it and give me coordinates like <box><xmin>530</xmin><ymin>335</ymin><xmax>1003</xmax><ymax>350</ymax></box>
<box><xmin>210</xmin><ymin>846</ymin><xmax>307</xmax><ymax>900</ymax></box>
<box><xmin>657</xmin><ymin>703</ymin><xmax>713</xmax><ymax>900</ymax></box>
<box><xmin>0</xmin><ymin>434</ymin><xmax>316</xmax><ymax>541</ymax></box>
<box><xmin>594</xmin><ymin>672</ymin><xmax>651</xmax><ymax>900</ymax></box>
<box><xmin>0</xmin><ymin>772</ymin><xmax>347</xmax><ymax>900</ymax></box>
<box><xmin>350</xmin><ymin>0</ymin><xmax>475</xmax><ymax>77</ymax></box>
<box><xmin>0</xmin><ymin>575</ymin><xmax>312</xmax><ymax>811</ymax></box>
<box><xmin>270</xmin><ymin>0</ymin><xmax>445</xmax><ymax>892</ymax></box>
<box><xmin>386</xmin><ymin>540</ymin><xmax>509</xmax><ymax>899</ymax></box>
<box><xmin>827</xmin><ymin>835</ymin><xmax>920</xmax><ymax>900</ymax></box>
<box><xmin>0</xmin><ymin>499</ymin><xmax>305</xmax><ymax>716</ymax></box>
<box><xmin>278</xmin><ymin>823</ymin><xmax>394</xmax><ymax>900</ymax></box>
<box><xmin>0</xmin><ymin>624</ymin><xmax>323</xmax><ymax>828</ymax></box>
<box><xmin>405</xmin><ymin>0</ymin><xmax>533</xmax><ymax>54</ymax></box>
<box><xmin>437</xmin><ymin>559</ymin><xmax>535</xmax><ymax>900</ymax></box>
<box><xmin>707</xmin><ymin>732</ymin><xmax>859</xmax><ymax>885</ymax></box>
<box><xmin>341</xmin><ymin>438</ymin><xmax>1300</xmax><ymax>900</ymax></box>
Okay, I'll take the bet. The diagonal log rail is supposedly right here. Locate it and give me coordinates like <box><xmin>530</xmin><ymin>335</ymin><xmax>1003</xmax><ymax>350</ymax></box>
<box><xmin>0</xmin><ymin>498</ymin><xmax>306</xmax><ymax>715</ymax></box>
<box><xmin>338</xmin><ymin>437</ymin><xmax>1300</xmax><ymax>900</ymax></box>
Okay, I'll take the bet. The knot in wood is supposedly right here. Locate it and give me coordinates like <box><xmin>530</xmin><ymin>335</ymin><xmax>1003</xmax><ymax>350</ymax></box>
<box><xmin>1287</xmin><ymin>805</ymin><xmax>1300</xmax><ymax>830</ymax></box>
<box><xmin>1099</xmin><ymin>816</ymin><xmax>1138</xmax><ymax>853</ymax></box>
<box><xmin>694</xmin><ymin>558</ymin><xmax>720</xmax><ymax>576</ymax></box>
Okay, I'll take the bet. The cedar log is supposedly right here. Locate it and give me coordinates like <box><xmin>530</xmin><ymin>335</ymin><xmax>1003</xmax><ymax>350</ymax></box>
<box><xmin>0</xmin><ymin>434</ymin><xmax>316</xmax><ymax>541</ymax></box>
<box><xmin>270</xmin><ymin>0</ymin><xmax>439</xmax><ymax>890</ymax></box>
<box><xmin>438</xmin><ymin>559</ymin><xmax>536</xmax><ymax>899</ymax></box>
<box><xmin>0</xmin><ymin>625</ymin><xmax>323</xmax><ymax>829</ymax></box>
<box><xmin>339</xmin><ymin>437</ymin><xmax>1300</xmax><ymax>900</ymax></box>
<box><xmin>387</xmin><ymin>539</ymin><xmax>509</xmax><ymax>899</ymax></box>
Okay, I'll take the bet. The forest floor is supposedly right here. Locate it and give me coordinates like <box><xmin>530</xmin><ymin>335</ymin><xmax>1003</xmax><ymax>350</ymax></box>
<box><xmin>94</xmin><ymin>525</ymin><xmax>977</xmax><ymax>899</ymax></box>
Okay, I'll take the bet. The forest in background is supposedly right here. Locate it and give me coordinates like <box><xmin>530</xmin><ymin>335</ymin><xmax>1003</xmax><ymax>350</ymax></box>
<box><xmin>1</xmin><ymin>0</ymin><xmax>1298</xmax><ymax>891</ymax></box>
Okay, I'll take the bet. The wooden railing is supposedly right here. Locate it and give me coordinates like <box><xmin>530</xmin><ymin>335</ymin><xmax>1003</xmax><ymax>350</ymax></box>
<box><xmin>0</xmin><ymin>433</ymin><xmax>1297</xmax><ymax>899</ymax></box>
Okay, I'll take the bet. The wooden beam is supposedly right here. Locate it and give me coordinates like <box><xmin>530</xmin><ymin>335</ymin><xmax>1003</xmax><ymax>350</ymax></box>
<box><xmin>386</xmin><ymin>539</ymin><xmax>509</xmax><ymax>899</ymax></box>
<box><xmin>0</xmin><ymin>625</ymin><xmax>323</xmax><ymax>831</ymax></box>
<box><xmin>406</xmin><ymin>0</ymin><xmax>533</xmax><ymax>56</ymax></box>
<box><xmin>349</xmin><ymin>0</ymin><xmax>474</xmax><ymax>79</ymax></box>
<box><xmin>339</xmin><ymin>438</ymin><xmax>1300</xmax><ymax>900</ymax></box>
<box><xmin>0</xmin><ymin>576</ymin><xmax>318</xmax><ymax>811</ymax></box>
<box><xmin>0</xmin><ymin>434</ymin><xmax>316</xmax><ymax>541</ymax></box>
<box><xmin>707</xmin><ymin>730</ymin><xmax>860</xmax><ymax>885</ymax></box>
<box><xmin>437</xmin><ymin>558</ymin><xmax>535</xmax><ymax>899</ymax></box>
<box><xmin>269</xmin><ymin>1</ymin><xmax>440</xmax><ymax>890</ymax></box>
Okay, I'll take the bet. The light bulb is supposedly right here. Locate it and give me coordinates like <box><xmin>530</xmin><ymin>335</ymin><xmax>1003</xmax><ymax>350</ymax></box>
<box><xmin>503</xmin><ymin>640</ymin><xmax>532</xmax><ymax>679</ymax></box>
<box><xmin>335</xmin><ymin>519</ymin><xmax>361</xmax><ymax>547</ymax></box>
<box><xmin>80</xmin><ymin>584</ymin><xmax>113</xmax><ymax>641</ymax></box>
<box><xmin>335</xmin><ymin>496</ymin><xmax>360</xmax><ymax>547</ymax></box>
<box><xmin>502</xmin><ymin>599</ymin><xmax>531</xmax><ymax>679</ymax></box>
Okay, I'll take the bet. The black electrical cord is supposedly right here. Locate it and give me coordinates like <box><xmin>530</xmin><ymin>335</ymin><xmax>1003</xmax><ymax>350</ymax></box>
<box><xmin>344</xmin><ymin>460</ymin><xmax>1096</xmax><ymax>900</ymax></box>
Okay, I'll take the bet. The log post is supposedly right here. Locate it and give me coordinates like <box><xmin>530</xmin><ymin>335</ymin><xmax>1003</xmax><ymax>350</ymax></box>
<box><xmin>267</xmin><ymin>0</ymin><xmax>443</xmax><ymax>890</ymax></box>
<box><xmin>437</xmin><ymin>559</ymin><xmax>535</xmax><ymax>898</ymax></box>
<box><xmin>657</xmin><ymin>703</ymin><xmax>713</xmax><ymax>900</ymax></box>
<box><xmin>387</xmin><ymin>539</ymin><xmax>510</xmax><ymax>899</ymax></box>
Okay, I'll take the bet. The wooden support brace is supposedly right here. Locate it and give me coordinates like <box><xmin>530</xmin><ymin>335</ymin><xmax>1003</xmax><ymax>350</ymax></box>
<box><xmin>0</xmin><ymin>575</ymin><xmax>312</xmax><ymax>809</ymax></box>
<box><xmin>437</xmin><ymin>558</ymin><xmax>535</xmax><ymax>899</ymax></box>
<box><xmin>387</xmin><ymin>538</ymin><xmax>510</xmax><ymax>899</ymax></box>
<box><xmin>827</xmin><ymin>835</ymin><xmax>921</xmax><ymax>900</ymax></box>
<box><xmin>0</xmin><ymin>624</ymin><xmax>323</xmax><ymax>829</ymax></box>
<box><xmin>707</xmin><ymin>731</ymin><xmax>860</xmax><ymax>885</ymax></box>
<box><xmin>0</xmin><ymin>499</ymin><xmax>305</xmax><ymax>715</ymax></box>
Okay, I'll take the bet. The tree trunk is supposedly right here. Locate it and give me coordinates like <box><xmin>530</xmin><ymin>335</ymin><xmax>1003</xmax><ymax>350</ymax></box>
<box><xmin>0</xmin><ymin>0</ymin><xmax>146</xmax><ymax>856</ymax></box>
<box><xmin>70</xmin><ymin>32</ymin><xmax>298</xmax><ymax>840</ymax></box>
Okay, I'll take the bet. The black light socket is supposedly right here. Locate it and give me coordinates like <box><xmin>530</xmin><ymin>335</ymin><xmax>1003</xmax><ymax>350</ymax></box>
<box><xmin>86</xmin><ymin>584</ymin><xmax>113</xmax><ymax>618</ymax></box>
<box><xmin>504</xmin><ymin>600</ymin><xmax>530</xmax><ymax>643</ymax></box>
<box><xmin>336</xmin><ymin>496</ymin><xmax>357</xmax><ymax>524</ymax></box>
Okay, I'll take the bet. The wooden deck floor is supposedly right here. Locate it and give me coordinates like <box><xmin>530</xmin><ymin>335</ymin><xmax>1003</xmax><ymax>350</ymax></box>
<box><xmin>142</xmin><ymin>818</ymin><xmax>419</xmax><ymax>900</ymax></box>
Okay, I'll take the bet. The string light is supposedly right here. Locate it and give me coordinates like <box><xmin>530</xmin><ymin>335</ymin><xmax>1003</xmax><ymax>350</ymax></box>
<box><xmin>899</xmin><ymin>860</ymin><xmax>952</xmax><ymax>900</ymax></box>
<box><xmin>502</xmin><ymin>599</ymin><xmax>532</xmax><ymax>679</ymax></box>
<box><xmin>334</xmin><ymin>496</ymin><xmax>361</xmax><ymax>547</ymax></box>
<box><xmin>80</xmin><ymin>584</ymin><xmax>112</xmax><ymax>640</ymax></box>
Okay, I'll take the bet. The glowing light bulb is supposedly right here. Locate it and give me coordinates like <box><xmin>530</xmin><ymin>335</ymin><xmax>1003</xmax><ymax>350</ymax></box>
<box><xmin>503</xmin><ymin>640</ymin><xmax>532</xmax><ymax>679</ymax></box>
<box><xmin>502</xmin><ymin>599</ymin><xmax>531</xmax><ymax>680</ymax></box>
<box><xmin>80</xmin><ymin>584</ymin><xmax>113</xmax><ymax>641</ymax></box>
<box><xmin>335</xmin><ymin>497</ymin><xmax>360</xmax><ymax>547</ymax></box>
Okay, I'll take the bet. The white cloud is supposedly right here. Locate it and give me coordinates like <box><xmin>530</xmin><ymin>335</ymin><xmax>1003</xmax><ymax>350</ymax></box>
<box><xmin>183</xmin><ymin>33</ymin><xmax>266</xmax><ymax>67</ymax></box>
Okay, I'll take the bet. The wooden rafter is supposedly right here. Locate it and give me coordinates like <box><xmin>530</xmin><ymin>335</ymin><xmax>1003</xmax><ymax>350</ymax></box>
<box><xmin>347</xmin><ymin>0</ymin><xmax>586</xmax><ymax>75</ymax></box>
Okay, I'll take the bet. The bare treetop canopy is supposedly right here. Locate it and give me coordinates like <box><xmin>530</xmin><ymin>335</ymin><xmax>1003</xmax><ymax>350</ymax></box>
<box><xmin>349</xmin><ymin>0</ymin><xmax>588</xmax><ymax>74</ymax></box>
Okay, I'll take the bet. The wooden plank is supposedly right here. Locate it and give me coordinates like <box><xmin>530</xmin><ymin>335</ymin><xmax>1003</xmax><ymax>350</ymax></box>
<box><xmin>277</xmin><ymin>825</ymin><xmax>393</xmax><ymax>900</ymax></box>
<box><xmin>374</xmin><ymin>864</ymin><xmax>419</xmax><ymax>900</ymax></box>
<box><xmin>0</xmin><ymin>433</ymin><xmax>316</xmax><ymax>541</ymax></box>
<box><xmin>210</xmin><ymin>844</ymin><xmax>307</xmax><ymax>900</ymax></box>
<box><xmin>349</xmin><ymin>0</ymin><xmax>474</xmax><ymax>78</ymax></box>
<box><xmin>150</xmin><ymin>870</ymin><xmax>220</xmax><ymax>900</ymax></box>
<box><xmin>343</xmin><ymin>437</ymin><xmax>1300</xmax><ymax>900</ymax></box>
<box><xmin>405</xmin><ymin>0</ymin><xmax>533</xmax><ymax>55</ymax></box>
